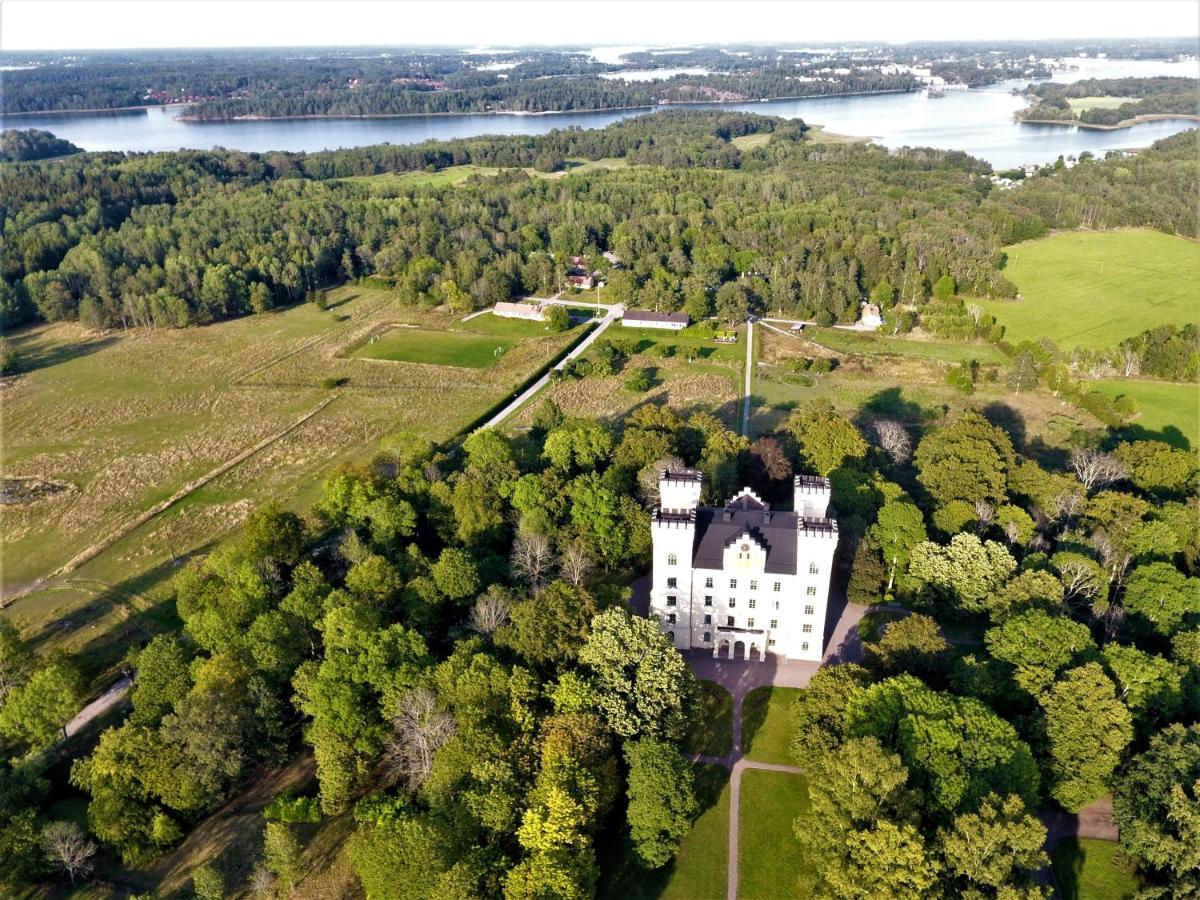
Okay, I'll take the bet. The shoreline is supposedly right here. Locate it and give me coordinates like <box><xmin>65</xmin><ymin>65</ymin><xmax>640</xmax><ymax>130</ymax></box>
<box><xmin>1017</xmin><ymin>112</ymin><xmax>1200</xmax><ymax>131</ymax></box>
<box><xmin>6</xmin><ymin>88</ymin><xmax>917</xmax><ymax>124</ymax></box>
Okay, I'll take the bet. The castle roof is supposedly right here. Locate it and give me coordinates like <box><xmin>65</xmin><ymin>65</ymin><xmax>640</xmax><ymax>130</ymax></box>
<box><xmin>692</xmin><ymin>506</ymin><xmax>800</xmax><ymax>575</ymax></box>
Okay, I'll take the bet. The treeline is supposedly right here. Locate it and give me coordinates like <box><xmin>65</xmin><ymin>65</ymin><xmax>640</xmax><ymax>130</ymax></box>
<box><xmin>0</xmin><ymin>129</ymin><xmax>82</xmax><ymax>163</ymax></box>
<box><xmin>1019</xmin><ymin>76</ymin><xmax>1200</xmax><ymax>126</ymax></box>
<box><xmin>1</xmin><ymin>116</ymin><xmax>1196</xmax><ymax>335</ymax></box>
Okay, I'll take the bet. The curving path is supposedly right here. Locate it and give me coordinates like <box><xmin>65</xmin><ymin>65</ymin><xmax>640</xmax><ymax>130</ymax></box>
<box><xmin>62</xmin><ymin>674</ymin><xmax>132</xmax><ymax>739</ymax></box>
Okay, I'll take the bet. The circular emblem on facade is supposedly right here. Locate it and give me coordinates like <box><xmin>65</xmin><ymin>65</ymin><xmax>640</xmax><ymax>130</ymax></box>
<box><xmin>740</xmin><ymin>543</ymin><xmax>749</xmax><ymax>551</ymax></box>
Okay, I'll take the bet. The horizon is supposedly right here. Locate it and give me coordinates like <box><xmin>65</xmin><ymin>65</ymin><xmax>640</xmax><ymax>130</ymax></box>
<box><xmin>2</xmin><ymin>0</ymin><xmax>1198</xmax><ymax>52</ymax></box>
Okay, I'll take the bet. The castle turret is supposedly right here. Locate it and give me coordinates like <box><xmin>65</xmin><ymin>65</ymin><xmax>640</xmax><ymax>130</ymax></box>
<box><xmin>659</xmin><ymin>468</ymin><xmax>703</xmax><ymax>512</ymax></box>
<box><xmin>793</xmin><ymin>475</ymin><xmax>831</xmax><ymax>520</ymax></box>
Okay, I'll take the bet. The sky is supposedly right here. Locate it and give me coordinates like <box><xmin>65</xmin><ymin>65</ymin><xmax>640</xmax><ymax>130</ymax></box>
<box><xmin>2</xmin><ymin>0</ymin><xmax>1198</xmax><ymax>52</ymax></box>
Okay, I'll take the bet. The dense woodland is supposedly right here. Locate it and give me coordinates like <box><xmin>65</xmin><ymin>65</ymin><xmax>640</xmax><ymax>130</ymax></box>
<box><xmin>1</xmin><ymin>391</ymin><xmax>1196</xmax><ymax>896</ymax></box>
<box><xmin>1019</xmin><ymin>76</ymin><xmax>1200</xmax><ymax>126</ymax></box>
<box><xmin>1</xmin><ymin>112</ymin><xmax>1197</xmax><ymax>380</ymax></box>
<box><xmin>0</xmin><ymin>128</ymin><xmax>81</xmax><ymax>163</ymax></box>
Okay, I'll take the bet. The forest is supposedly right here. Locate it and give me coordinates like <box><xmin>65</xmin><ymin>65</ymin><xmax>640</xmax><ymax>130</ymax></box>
<box><xmin>0</xmin><ymin>128</ymin><xmax>82</xmax><ymax>163</ymax></box>
<box><xmin>1018</xmin><ymin>76</ymin><xmax>1200</xmax><ymax>126</ymax></box>
<box><xmin>1</xmin><ymin>112</ymin><xmax>1197</xmax><ymax>375</ymax></box>
<box><xmin>1</xmin><ymin>388</ymin><xmax>1196</xmax><ymax>897</ymax></box>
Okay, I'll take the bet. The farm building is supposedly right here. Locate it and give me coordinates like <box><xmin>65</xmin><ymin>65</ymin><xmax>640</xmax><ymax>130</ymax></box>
<box><xmin>493</xmin><ymin>301</ymin><xmax>547</xmax><ymax>321</ymax></box>
<box><xmin>859</xmin><ymin>302</ymin><xmax>883</xmax><ymax>329</ymax></box>
<box><xmin>566</xmin><ymin>274</ymin><xmax>595</xmax><ymax>289</ymax></box>
<box><xmin>622</xmin><ymin>309</ymin><xmax>689</xmax><ymax>330</ymax></box>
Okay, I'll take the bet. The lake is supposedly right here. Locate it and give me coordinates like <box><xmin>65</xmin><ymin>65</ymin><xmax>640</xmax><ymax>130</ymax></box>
<box><xmin>2</xmin><ymin>58</ymin><xmax>1195</xmax><ymax>169</ymax></box>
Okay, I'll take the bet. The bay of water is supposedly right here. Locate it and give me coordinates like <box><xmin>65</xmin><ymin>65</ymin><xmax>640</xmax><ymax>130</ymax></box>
<box><xmin>2</xmin><ymin>58</ymin><xmax>1195</xmax><ymax>169</ymax></box>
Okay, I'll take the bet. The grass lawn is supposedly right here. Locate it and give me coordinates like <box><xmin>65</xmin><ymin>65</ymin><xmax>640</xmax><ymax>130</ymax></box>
<box><xmin>683</xmin><ymin>680</ymin><xmax>734</xmax><ymax>757</ymax></box>
<box><xmin>1067</xmin><ymin>96</ymin><xmax>1137</xmax><ymax>112</ymax></box>
<box><xmin>732</xmin><ymin>132</ymin><xmax>772</xmax><ymax>150</ymax></box>
<box><xmin>351</xmin><ymin>326</ymin><xmax>515</xmax><ymax>368</ymax></box>
<box><xmin>1092</xmin><ymin>378</ymin><xmax>1199</xmax><ymax>449</ymax></box>
<box><xmin>742</xmin><ymin>686</ymin><xmax>803</xmax><ymax>765</ymax></box>
<box><xmin>1052</xmin><ymin>837</ymin><xmax>1143</xmax><ymax>900</ymax></box>
<box><xmin>599</xmin><ymin>763</ymin><xmax>730</xmax><ymax>900</ymax></box>
<box><xmin>738</xmin><ymin>769</ymin><xmax>813</xmax><ymax>899</ymax></box>
<box><xmin>978</xmin><ymin>230</ymin><xmax>1200</xmax><ymax>351</ymax></box>
<box><xmin>614</xmin><ymin>322</ymin><xmax>746</xmax><ymax>365</ymax></box>
<box><xmin>805</xmin><ymin>124</ymin><xmax>869</xmax><ymax>144</ymax></box>
<box><xmin>807</xmin><ymin>327</ymin><xmax>1009</xmax><ymax>365</ymax></box>
<box><xmin>857</xmin><ymin>608</ymin><xmax>909</xmax><ymax>642</ymax></box>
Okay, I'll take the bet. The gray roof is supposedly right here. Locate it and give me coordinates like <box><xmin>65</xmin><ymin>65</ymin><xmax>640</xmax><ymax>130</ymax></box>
<box><xmin>693</xmin><ymin>506</ymin><xmax>800</xmax><ymax>575</ymax></box>
<box><xmin>623</xmin><ymin>309</ymin><xmax>689</xmax><ymax>324</ymax></box>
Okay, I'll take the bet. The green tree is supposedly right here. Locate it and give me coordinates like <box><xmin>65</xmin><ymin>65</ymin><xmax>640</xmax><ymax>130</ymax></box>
<box><xmin>0</xmin><ymin>664</ymin><xmax>80</xmax><ymax>753</ymax></box>
<box><xmin>1102</xmin><ymin>644</ymin><xmax>1184</xmax><ymax>731</ymax></box>
<box><xmin>987</xmin><ymin>569</ymin><xmax>1064</xmax><ymax>623</ymax></box>
<box><xmin>1007</xmin><ymin>352</ymin><xmax>1039</xmax><ymax>394</ymax></box>
<box><xmin>984</xmin><ymin>610</ymin><xmax>1095</xmax><ymax>695</ymax></box>
<box><xmin>1123</xmin><ymin>562</ymin><xmax>1200</xmax><ymax>636</ymax></box>
<box><xmin>1040</xmin><ymin>663</ymin><xmax>1133</xmax><ymax>811</ymax></box>
<box><xmin>0</xmin><ymin>619</ymin><xmax>34</xmax><ymax>704</ymax></box>
<box><xmin>865</xmin><ymin>613</ymin><xmax>951</xmax><ymax>680</ymax></box>
<box><xmin>129</xmin><ymin>634</ymin><xmax>193</xmax><ymax>725</ymax></box>
<box><xmin>789</xmin><ymin>663</ymin><xmax>873</xmax><ymax>765</ymax></box>
<box><xmin>262</xmin><ymin>821</ymin><xmax>302</xmax><ymax>894</ymax></box>
<box><xmin>431</xmin><ymin>548</ymin><xmax>480</xmax><ymax>602</ymax></box>
<box><xmin>544</xmin><ymin>304</ymin><xmax>570</xmax><ymax>332</ymax></box>
<box><xmin>869</xmin><ymin>500</ymin><xmax>928</xmax><ymax>592</ymax></box>
<box><xmin>845</xmin><ymin>537</ymin><xmax>886</xmax><ymax>605</ymax></box>
<box><xmin>1114</xmin><ymin>440</ymin><xmax>1196</xmax><ymax>496</ymax></box>
<box><xmin>191</xmin><ymin>863</ymin><xmax>225</xmax><ymax>900</ymax></box>
<box><xmin>578</xmin><ymin>608</ymin><xmax>697</xmax><ymax>740</ymax></box>
<box><xmin>908</xmin><ymin>534</ymin><xmax>1017</xmax><ymax>615</ymax></box>
<box><xmin>497</xmin><ymin>581</ymin><xmax>599</xmax><ymax>669</ymax></box>
<box><xmin>914</xmin><ymin>412</ymin><xmax>1015</xmax><ymax>508</ymax></box>
<box><xmin>940</xmin><ymin>794</ymin><xmax>1048</xmax><ymax>895</ymax></box>
<box><xmin>543</xmin><ymin>420</ymin><xmax>614</xmax><ymax>472</ymax></box>
<box><xmin>248</xmin><ymin>282</ymin><xmax>273</xmax><ymax>314</ymax></box>
<box><xmin>0</xmin><ymin>337</ymin><xmax>18</xmax><ymax>375</ymax></box>
<box><xmin>1112</xmin><ymin>723</ymin><xmax>1200</xmax><ymax>890</ymax></box>
<box><xmin>932</xmin><ymin>275</ymin><xmax>956</xmax><ymax>300</ymax></box>
<box><xmin>624</xmin><ymin>738</ymin><xmax>696</xmax><ymax>869</ymax></box>
<box><xmin>786</xmin><ymin>400</ymin><xmax>868</xmax><ymax>477</ymax></box>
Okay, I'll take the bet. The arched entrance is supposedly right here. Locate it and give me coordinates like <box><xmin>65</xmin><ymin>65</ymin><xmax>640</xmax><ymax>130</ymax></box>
<box><xmin>715</xmin><ymin>639</ymin><xmax>730</xmax><ymax>659</ymax></box>
<box><xmin>748</xmin><ymin>643</ymin><xmax>762</xmax><ymax>662</ymax></box>
<box><xmin>733</xmin><ymin>640</ymin><xmax>747</xmax><ymax>660</ymax></box>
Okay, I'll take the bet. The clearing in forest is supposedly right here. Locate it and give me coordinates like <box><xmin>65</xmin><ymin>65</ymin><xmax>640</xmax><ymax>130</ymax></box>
<box><xmin>978</xmin><ymin>229</ymin><xmax>1200</xmax><ymax>351</ymax></box>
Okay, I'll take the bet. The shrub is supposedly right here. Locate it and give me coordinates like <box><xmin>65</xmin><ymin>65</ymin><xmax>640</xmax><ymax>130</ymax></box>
<box><xmin>625</xmin><ymin>368</ymin><xmax>653</xmax><ymax>392</ymax></box>
<box><xmin>318</xmin><ymin>376</ymin><xmax>347</xmax><ymax>390</ymax></box>
<box><xmin>945</xmin><ymin>363</ymin><xmax>975</xmax><ymax>394</ymax></box>
<box><xmin>264</xmin><ymin>793</ymin><xmax>323</xmax><ymax>824</ymax></box>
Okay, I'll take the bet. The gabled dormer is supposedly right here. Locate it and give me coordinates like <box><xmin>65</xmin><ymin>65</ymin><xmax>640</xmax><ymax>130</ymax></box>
<box><xmin>722</xmin><ymin>528</ymin><xmax>768</xmax><ymax>574</ymax></box>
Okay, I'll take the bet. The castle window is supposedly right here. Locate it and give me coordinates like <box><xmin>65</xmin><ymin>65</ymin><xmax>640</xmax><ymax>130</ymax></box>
<box><xmin>666</xmin><ymin>596</ymin><xmax>677</xmax><ymax>607</ymax></box>
<box><xmin>726</xmin><ymin>616</ymin><xmax>735</xmax><ymax>627</ymax></box>
<box><xmin>804</xmin><ymin>604</ymin><xmax>814</xmax><ymax>615</ymax></box>
<box><xmin>806</xmin><ymin>586</ymin><xmax>817</xmax><ymax>596</ymax></box>
<box><xmin>748</xmin><ymin>598</ymin><xmax>756</xmax><ymax>609</ymax></box>
<box><xmin>773</xmin><ymin>581</ymin><xmax>781</xmax><ymax>592</ymax></box>
<box><xmin>668</xmin><ymin>613</ymin><xmax>677</xmax><ymax>625</ymax></box>
<box><xmin>774</xmin><ymin>601</ymin><xmax>780</xmax><ymax>610</ymax></box>
<box><xmin>768</xmin><ymin>638</ymin><xmax>777</xmax><ymax>647</ymax></box>
<box><xmin>729</xmin><ymin>579</ymin><xmax>737</xmax><ymax>589</ymax></box>
<box><xmin>668</xmin><ymin>553</ymin><xmax>678</xmax><ymax>566</ymax></box>
<box><xmin>704</xmin><ymin>614</ymin><xmax>712</xmax><ymax>625</ymax></box>
<box><xmin>801</xmin><ymin>641</ymin><xmax>809</xmax><ymax>652</ymax></box>
<box><xmin>802</xmin><ymin>624</ymin><xmax>812</xmax><ymax>634</ymax></box>
<box><xmin>703</xmin><ymin>632</ymin><xmax>711</xmax><ymax>642</ymax></box>
<box><xmin>704</xmin><ymin>596</ymin><xmax>713</xmax><ymax>606</ymax></box>
<box><xmin>705</xmin><ymin>576</ymin><xmax>713</xmax><ymax>588</ymax></box>
<box><xmin>667</xmin><ymin>577</ymin><xmax>678</xmax><ymax>589</ymax></box>
<box><xmin>809</xmin><ymin>562</ymin><xmax>819</xmax><ymax>575</ymax></box>
<box><xmin>667</xmin><ymin>630</ymin><xmax>676</xmax><ymax>643</ymax></box>
<box><xmin>750</xmin><ymin>580</ymin><xmax>758</xmax><ymax>591</ymax></box>
<box><xmin>747</xmin><ymin>618</ymin><xmax>755</xmax><ymax>628</ymax></box>
<box><xmin>729</xmin><ymin>598</ymin><xmax>736</xmax><ymax>608</ymax></box>
<box><xmin>770</xmin><ymin>619</ymin><xmax>778</xmax><ymax>629</ymax></box>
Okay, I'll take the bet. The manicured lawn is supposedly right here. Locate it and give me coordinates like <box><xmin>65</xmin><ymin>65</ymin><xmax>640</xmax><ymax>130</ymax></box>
<box><xmin>351</xmin><ymin>326</ymin><xmax>517</xmax><ymax>368</ymax></box>
<box><xmin>977</xmin><ymin>230</ymin><xmax>1200</xmax><ymax>351</ymax></box>
<box><xmin>857</xmin><ymin>608</ymin><xmax>909</xmax><ymax>642</ymax></box>
<box><xmin>599</xmin><ymin>763</ymin><xmax>730</xmax><ymax>900</ymax></box>
<box><xmin>683</xmin><ymin>680</ymin><xmax>734</xmax><ymax>758</ymax></box>
<box><xmin>732</xmin><ymin>132</ymin><xmax>772</xmax><ymax>150</ymax></box>
<box><xmin>1052</xmin><ymin>837</ymin><xmax>1143</xmax><ymax>900</ymax></box>
<box><xmin>738</xmin><ymin>769</ymin><xmax>813</xmax><ymax>899</ymax></box>
<box><xmin>1067</xmin><ymin>96</ymin><xmax>1136</xmax><ymax>112</ymax></box>
<box><xmin>1092</xmin><ymin>378</ymin><xmax>1199</xmax><ymax>449</ymax></box>
<box><xmin>742</xmin><ymin>686</ymin><xmax>803</xmax><ymax>765</ymax></box>
<box><xmin>808</xmin><ymin>327</ymin><xmax>1008</xmax><ymax>365</ymax></box>
<box><xmin>615</xmin><ymin>323</ymin><xmax>746</xmax><ymax>365</ymax></box>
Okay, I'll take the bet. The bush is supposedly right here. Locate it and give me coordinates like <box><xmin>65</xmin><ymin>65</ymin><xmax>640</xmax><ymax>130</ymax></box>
<box><xmin>945</xmin><ymin>363</ymin><xmax>976</xmax><ymax>394</ymax></box>
<box><xmin>543</xmin><ymin>305</ymin><xmax>570</xmax><ymax>332</ymax></box>
<box><xmin>264</xmin><ymin>793</ymin><xmax>323</xmax><ymax>824</ymax></box>
<box><xmin>0</xmin><ymin>337</ymin><xmax>17</xmax><ymax>375</ymax></box>
<box><xmin>810</xmin><ymin>357</ymin><xmax>834</xmax><ymax>374</ymax></box>
<box><xmin>191</xmin><ymin>864</ymin><xmax>224</xmax><ymax>900</ymax></box>
<box><xmin>318</xmin><ymin>376</ymin><xmax>347</xmax><ymax>390</ymax></box>
<box><xmin>625</xmin><ymin>368</ymin><xmax>653</xmax><ymax>392</ymax></box>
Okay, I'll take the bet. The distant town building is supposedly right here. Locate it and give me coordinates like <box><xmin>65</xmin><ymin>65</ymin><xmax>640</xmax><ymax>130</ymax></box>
<box><xmin>493</xmin><ymin>301</ymin><xmax>547</xmax><ymax>321</ymax></box>
<box><xmin>621</xmin><ymin>309</ymin><xmax>690</xmax><ymax>330</ymax></box>
<box><xmin>648</xmin><ymin>471</ymin><xmax>839</xmax><ymax>662</ymax></box>
<box><xmin>602</xmin><ymin>251</ymin><xmax>623</xmax><ymax>267</ymax></box>
<box><xmin>566</xmin><ymin>274</ymin><xmax>595</xmax><ymax>290</ymax></box>
<box><xmin>860</xmin><ymin>302</ymin><xmax>884</xmax><ymax>329</ymax></box>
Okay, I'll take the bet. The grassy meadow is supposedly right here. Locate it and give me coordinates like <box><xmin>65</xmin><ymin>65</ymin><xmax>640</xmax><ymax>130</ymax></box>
<box><xmin>1051</xmin><ymin>837</ymin><xmax>1143</xmax><ymax>900</ymax></box>
<box><xmin>683</xmin><ymin>680</ymin><xmax>735</xmax><ymax>757</ymax></box>
<box><xmin>1</xmin><ymin>289</ymin><xmax>575</xmax><ymax>687</ymax></box>
<box><xmin>1092</xmin><ymin>378</ymin><xmax>1199</xmax><ymax>448</ymax></box>
<box><xmin>738</xmin><ymin>769</ymin><xmax>813</xmax><ymax>899</ymax></box>
<box><xmin>978</xmin><ymin>229</ymin><xmax>1200</xmax><ymax>350</ymax></box>
<box><xmin>1066</xmin><ymin>96</ymin><xmax>1137</xmax><ymax>112</ymax></box>
<box><xmin>742</xmin><ymin>686</ymin><xmax>803</xmax><ymax>765</ymax></box>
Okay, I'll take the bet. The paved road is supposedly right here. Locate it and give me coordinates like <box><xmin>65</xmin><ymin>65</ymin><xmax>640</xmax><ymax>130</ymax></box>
<box><xmin>63</xmin><ymin>674</ymin><xmax>132</xmax><ymax>739</ymax></box>
<box><xmin>480</xmin><ymin>311</ymin><xmax>617</xmax><ymax>430</ymax></box>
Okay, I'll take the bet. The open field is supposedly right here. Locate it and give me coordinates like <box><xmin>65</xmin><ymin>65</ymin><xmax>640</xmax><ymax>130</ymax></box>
<box><xmin>978</xmin><ymin>230</ymin><xmax>1200</xmax><ymax>351</ymax></box>
<box><xmin>1</xmin><ymin>289</ymin><xmax>575</xmax><ymax>684</ymax></box>
<box><xmin>1051</xmin><ymin>837</ymin><xmax>1143</xmax><ymax>900</ymax></box>
<box><xmin>599</xmin><ymin>763</ymin><xmax>730</xmax><ymax>900</ymax></box>
<box><xmin>732</xmin><ymin>132</ymin><xmax>772</xmax><ymax>150</ymax></box>
<box><xmin>805</xmin><ymin>124</ymin><xmax>870</xmax><ymax>144</ymax></box>
<box><xmin>808</xmin><ymin>327</ymin><xmax>1009</xmax><ymax>365</ymax></box>
<box><xmin>742</xmin><ymin>686</ymin><xmax>803</xmax><ymax>765</ymax></box>
<box><xmin>1092</xmin><ymin>378</ymin><xmax>1199</xmax><ymax>448</ymax></box>
<box><xmin>1067</xmin><ymin>96</ymin><xmax>1137</xmax><ymax>112</ymax></box>
<box><xmin>752</xmin><ymin>328</ymin><xmax>1100</xmax><ymax>445</ymax></box>
<box><xmin>683</xmin><ymin>680</ymin><xmax>734</xmax><ymax>757</ymax></box>
<box><xmin>738</xmin><ymin>769</ymin><xmax>812</xmax><ymax>899</ymax></box>
<box><xmin>510</xmin><ymin>323</ymin><xmax>745</xmax><ymax>430</ymax></box>
<box><xmin>342</xmin><ymin>156</ymin><xmax>629</xmax><ymax>194</ymax></box>
<box><xmin>349</xmin><ymin>312</ymin><xmax>563</xmax><ymax>367</ymax></box>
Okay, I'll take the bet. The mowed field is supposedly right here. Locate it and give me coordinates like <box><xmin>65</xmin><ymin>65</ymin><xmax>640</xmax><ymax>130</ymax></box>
<box><xmin>978</xmin><ymin>229</ymin><xmax>1200</xmax><ymax>350</ymax></box>
<box><xmin>1092</xmin><ymin>378</ymin><xmax>1200</xmax><ymax>448</ymax></box>
<box><xmin>1</xmin><ymin>291</ymin><xmax>576</xmax><ymax>682</ymax></box>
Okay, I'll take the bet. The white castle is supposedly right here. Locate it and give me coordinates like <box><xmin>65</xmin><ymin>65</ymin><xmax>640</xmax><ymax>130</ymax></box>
<box><xmin>649</xmin><ymin>470</ymin><xmax>838</xmax><ymax>662</ymax></box>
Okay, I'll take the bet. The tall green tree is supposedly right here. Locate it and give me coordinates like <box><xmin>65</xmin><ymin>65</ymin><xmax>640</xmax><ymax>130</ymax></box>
<box><xmin>623</xmin><ymin>738</ymin><xmax>696</xmax><ymax>869</ymax></box>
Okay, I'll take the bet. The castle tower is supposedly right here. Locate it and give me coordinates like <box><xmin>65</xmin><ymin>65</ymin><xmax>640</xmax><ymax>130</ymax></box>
<box><xmin>649</xmin><ymin>470</ymin><xmax>702</xmax><ymax>649</ymax></box>
<box><xmin>793</xmin><ymin>475</ymin><xmax>831</xmax><ymax>519</ymax></box>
